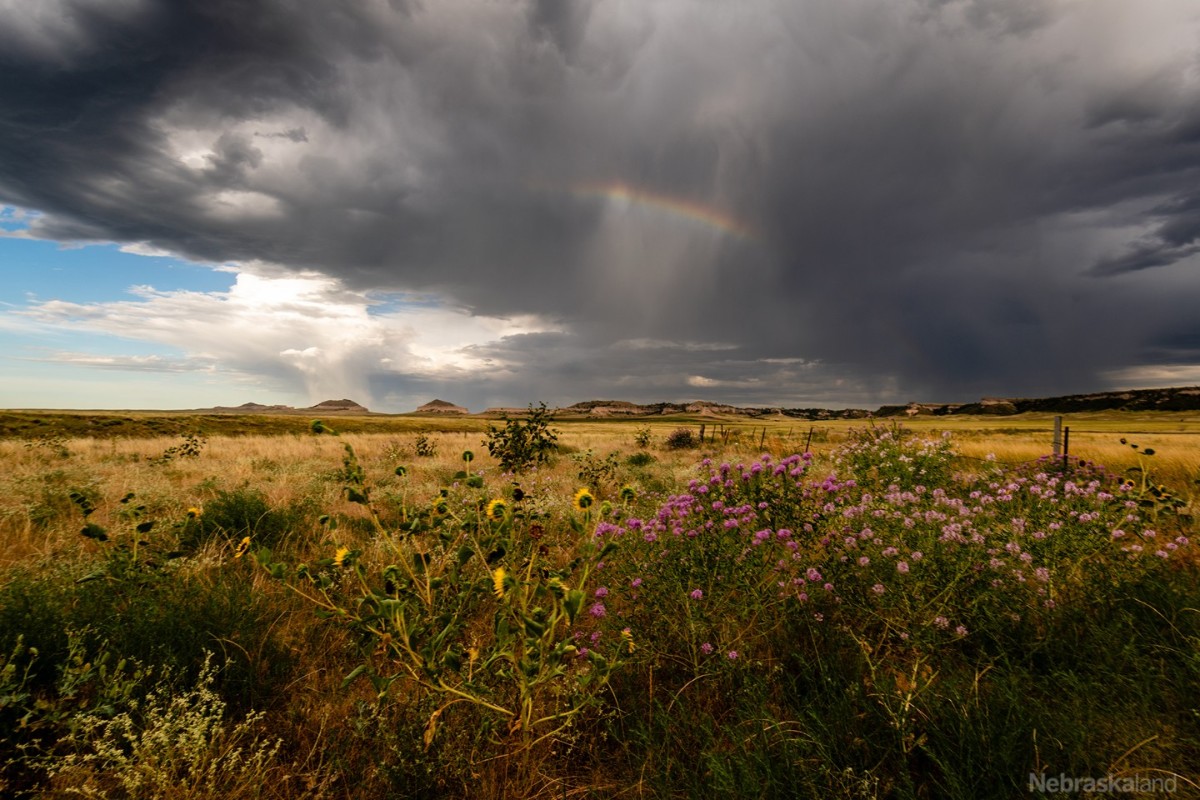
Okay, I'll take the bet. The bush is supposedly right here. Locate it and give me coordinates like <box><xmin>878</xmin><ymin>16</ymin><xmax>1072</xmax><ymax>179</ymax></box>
<box><xmin>256</xmin><ymin>446</ymin><xmax>625</xmax><ymax>780</ymax></box>
<box><xmin>48</xmin><ymin>654</ymin><xmax>283</xmax><ymax>798</ymax></box>
<box><xmin>181</xmin><ymin>487</ymin><xmax>297</xmax><ymax>551</ymax></box>
<box><xmin>626</xmin><ymin>451</ymin><xmax>656</xmax><ymax>468</ymax></box>
<box><xmin>483</xmin><ymin>403</ymin><xmax>559</xmax><ymax>472</ymax></box>
<box><xmin>664</xmin><ymin>428</ymin><xmax>697</xmax><ymax>450</ymax></box>
<box><xmin>573</xmin><ymin>450</ymin><xmax>621</xmax><ymax>490</ymax></box>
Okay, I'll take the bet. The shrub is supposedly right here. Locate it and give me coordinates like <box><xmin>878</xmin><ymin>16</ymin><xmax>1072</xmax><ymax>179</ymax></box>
<box><xmin>182</xmin><ymin>487</ymin><xmax>297</xmax><ymax>551</ymax></box>
<box><xmin>664</xmin><ymin>428</ymin><xmax>697</xmax><ymax>450</ymax></box>
<box><xmin>626</xmin><ymin>452</ymin><xmax>656</xmax><ymax>468</ymax></box>
<box><xmin>572</xmin><ymin>449</ymin><xmax>621</xmax><ymax>490</ymax></box>
<box><xmin>48</xmin><ymin>654</ymin><xmax>283</xmax><ymax>798</ymax></box>
<box><xmin>483</xmin><ymin>403</ymin><xmax>559</xmax><ymax>472</ymax></box>
<box><xmin>309</xmin><ymin>419</ymin><xmax>335</xmax><ymax>435</ymax></box>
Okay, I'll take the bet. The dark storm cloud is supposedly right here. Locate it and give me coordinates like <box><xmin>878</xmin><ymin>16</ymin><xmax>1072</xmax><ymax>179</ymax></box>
<box><xmin>3</xmin><ymin>0</ymin><xmax>1200</xmax><ymax>407</ymax></box>
<box><xmin>1090</xmin><ymin>191</ymin><xmax>1200</xmax><ymax>276</ymax></box>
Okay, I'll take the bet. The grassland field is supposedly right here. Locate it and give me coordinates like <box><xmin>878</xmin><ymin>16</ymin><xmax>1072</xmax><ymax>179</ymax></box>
<box><xmin>1</xmin><ymin>408</ymin><xmax>1198</xmax><ymax>798</ymax></box>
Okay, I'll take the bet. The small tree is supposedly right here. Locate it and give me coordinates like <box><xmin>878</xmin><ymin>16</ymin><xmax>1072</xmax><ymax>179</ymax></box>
<box><xmin>484</xmin><ymin>403</ymin><xmax>560</xmax><ymax>472</ymax></box>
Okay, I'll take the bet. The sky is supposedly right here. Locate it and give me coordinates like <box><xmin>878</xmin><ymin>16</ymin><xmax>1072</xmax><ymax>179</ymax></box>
<box><xmin>2</xmin><ymin>0</ymin><xmax>1199</xmax><ymax>413</ymax></box>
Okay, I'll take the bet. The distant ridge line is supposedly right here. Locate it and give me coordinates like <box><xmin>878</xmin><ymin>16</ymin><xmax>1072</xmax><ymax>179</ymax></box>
<box><xmin>192</xmin><ymin>386</ymin><xmax>1200</xmax><ymax>418</ymax></box>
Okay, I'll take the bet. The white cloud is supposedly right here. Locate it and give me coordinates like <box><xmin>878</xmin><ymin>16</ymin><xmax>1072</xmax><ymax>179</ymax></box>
<box><xmin>1104</xmin><ymin>364</ymin><xmax>1200</xmax><ymax>388</ymax></box>
<box><xmin>12</xmin><ymin>264</ymin><xmax>559</xmax><ymax>408</ymax></box>
<box><xmin>615</xmin><ymin>338</ymin><xmax>738</xmax><ymax>352</ymax></box>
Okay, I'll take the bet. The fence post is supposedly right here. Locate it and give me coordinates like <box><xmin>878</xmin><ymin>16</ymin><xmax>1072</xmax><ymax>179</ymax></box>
<box><xmin>1052</xmin><ymin>416</ymin><xmax>1063</xmax><ymax>456</ymax></box>
<box><xmin>1062</xmin><ymin>426</ymin><xmax>1070</xmax><ymax>470</ymax></box>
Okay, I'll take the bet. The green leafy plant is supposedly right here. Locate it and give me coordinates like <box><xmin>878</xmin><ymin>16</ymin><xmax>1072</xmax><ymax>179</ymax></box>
<box><xmin>484</xmin><ymin>404</ymin><xmax>560</xmax><ymax>473</ymax></box>
<box><xmin>572</xmin><ymin>450</ymin><xmax>621</xmax><ymax>490</ymax></box>
<box><xmin>414</xmin><ymin>433</ymin><xmax>438</xmax><ymax>458</ymax></box>
<box><xmin>1119</xmin><ymin>438</ymin><xmax>1195</xmax><ymax>527</ymax></box>
<box><xmin>257</xmin><ymin>445</ymin><xmax>625</xmax><ymax>759</ymax></box>
<box><xmin>180</xmin><ymin>487</ymin><xmax>297</xmax><ymax>552</ymax></box>
<box><xmin>626</xmin><ymin>451</ymin><xmax>656</xmax><ymax>468</ymax></box>
<box><xmin>153</xmin><ymin>433</ymin><xmax>207</xmax><ymax>464</ymax></box>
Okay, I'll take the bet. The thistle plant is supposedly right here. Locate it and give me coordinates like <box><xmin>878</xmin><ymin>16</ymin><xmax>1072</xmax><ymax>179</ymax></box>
<box><xmin>610</xmin><ymin>434</ymin><xmax>1194</xmax><ymax>668</ymax></box>
<box><xmin>832</xmin><ymin>423</ymin><xmax>954</xmax><ymax>491</ymax></box>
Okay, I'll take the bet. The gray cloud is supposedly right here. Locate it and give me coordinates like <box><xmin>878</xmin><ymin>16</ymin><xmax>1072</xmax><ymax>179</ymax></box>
<box><xmin>3</xmin><ymin>0</ymin><xmax>1200</xmax><ymax>408</ymax></box>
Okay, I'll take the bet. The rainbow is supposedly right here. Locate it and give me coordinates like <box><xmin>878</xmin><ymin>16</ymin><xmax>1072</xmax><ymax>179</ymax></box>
<box><xmin>567</xmin><ymin>180</ymin><xmax>759</xmax><ymax>241</ymax></box>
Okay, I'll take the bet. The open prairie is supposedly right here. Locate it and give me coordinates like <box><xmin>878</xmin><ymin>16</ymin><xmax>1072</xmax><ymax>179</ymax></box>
<box><xmin>1</xmin><ymin>409</ymin><xmax>1198</xmax><ymax>798</ymax></box>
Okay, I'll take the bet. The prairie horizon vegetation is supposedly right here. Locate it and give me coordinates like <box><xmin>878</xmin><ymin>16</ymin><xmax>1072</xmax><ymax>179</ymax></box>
<box><xmin>1</xmin><ymin>409</ymin><xmax>1198</xmax><ymax>798</ymax></box>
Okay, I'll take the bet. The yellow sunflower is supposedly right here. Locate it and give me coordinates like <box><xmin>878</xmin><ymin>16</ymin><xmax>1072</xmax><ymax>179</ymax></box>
<box><xmin>573</xmin><ymin>488</ymin><xmax>595</xmax><ymax>512</ymax></box>
<box><xmin>485</xmin><ymin>498</ymin><xmax>507</xmax><ymax>521</ymax></box>
<box><xmin>234</xmin><ymin>536</ymin><xmax>251</xmax><ymax>559</ymax></box>
<box><xmin>491</xmin><ymin>567</ymin><xmax>507</xmax><ymax>599</ymax></box>
<box><xmin>334</xmin><ymin>547</ymin><xmax>351</xmax><ymax>568</ymax></box>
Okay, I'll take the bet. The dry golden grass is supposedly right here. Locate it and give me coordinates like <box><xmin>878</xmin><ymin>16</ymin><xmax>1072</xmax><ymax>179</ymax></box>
<box><xmin>3</xmin><ymin>410</ymin><xmax>1199</xmax><ymax>798</ymax></box>
<box><xmin>4</xmin><ymin>412</ymin><xmax>1198</xmax><ymax>570</ymax></box>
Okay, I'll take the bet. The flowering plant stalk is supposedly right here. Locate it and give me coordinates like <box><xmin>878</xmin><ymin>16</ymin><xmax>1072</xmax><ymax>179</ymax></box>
<box><xmin>257</xmin><ymin>445</ymin><xmax>624</xmax><ymax>751</ymax></box>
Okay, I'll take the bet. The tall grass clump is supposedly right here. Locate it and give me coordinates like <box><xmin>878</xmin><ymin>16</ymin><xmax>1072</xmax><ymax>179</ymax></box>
<box><xmin>45</xmin><ymin>654</ymin><xmax>284</xmax><ymax>799</ymax></box>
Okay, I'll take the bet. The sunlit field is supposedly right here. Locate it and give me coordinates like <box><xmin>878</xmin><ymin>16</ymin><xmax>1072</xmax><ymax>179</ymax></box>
<box><xmin>1</xmin><ymin>411</ymin><xmax>1198</xmax><ymax>798</ymax></box>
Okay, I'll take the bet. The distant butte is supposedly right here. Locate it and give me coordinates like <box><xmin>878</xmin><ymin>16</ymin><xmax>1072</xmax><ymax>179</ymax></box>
<box><xmin>308</xmin><ymin>399</ymin><xmax>370</xmax><ymax>413</ymax></box>
<box><xmin>415</xmin><ymin>399</ymin><xmax>469</xmax><ymax>415</ymax></box>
